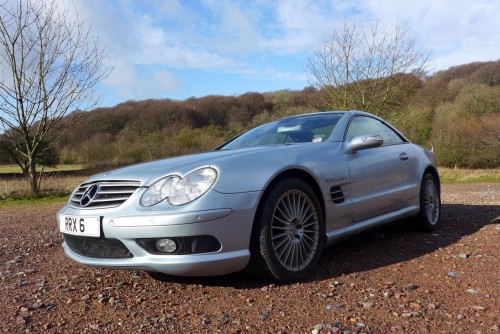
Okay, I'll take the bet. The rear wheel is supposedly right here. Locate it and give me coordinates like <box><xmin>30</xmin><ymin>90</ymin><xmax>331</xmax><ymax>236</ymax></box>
<box><xmin>246</xmin><ymin>177</ymin><xmax>325</xmax><ymax>282</ymax></box>
<box><xmin>415</xmin><ymin>173</ymin><xmax>441</xmax><ymax>231</ymax></box>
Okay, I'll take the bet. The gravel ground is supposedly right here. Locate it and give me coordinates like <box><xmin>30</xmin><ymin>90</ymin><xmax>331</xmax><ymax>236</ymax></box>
<box><xmin>1</xmin><ymin>183</ymin><xmax>499</xmax><ymax>333</ymax></box>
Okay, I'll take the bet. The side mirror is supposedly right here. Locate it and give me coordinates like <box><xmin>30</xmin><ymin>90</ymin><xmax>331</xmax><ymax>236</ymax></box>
<box><xmin>345</xmin><ymin>135</ymin><xmax>383</xmax><ymax>153</ymax></box>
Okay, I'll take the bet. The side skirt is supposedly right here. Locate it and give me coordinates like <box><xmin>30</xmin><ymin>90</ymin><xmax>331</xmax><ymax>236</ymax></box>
<box><xmin>324</xmin><ymin>205</ymin><xmax>419</xmax><ymax>247</ymax></box>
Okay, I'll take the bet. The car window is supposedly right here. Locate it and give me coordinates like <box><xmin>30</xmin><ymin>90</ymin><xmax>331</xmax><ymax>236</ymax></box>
<box><xmin>219</xmin><ymin>113</ymin><xmax>342</xmax><ymax>150</ymax></box>
<box><xmin>346</xmin><ymin>116</ymin><xmax>406</xmax><ymax>145</ymax></box>
<box><xmin>384</xmin><ymin>125</ymin><xmax>406</xmax><ymax>144</ymax></box>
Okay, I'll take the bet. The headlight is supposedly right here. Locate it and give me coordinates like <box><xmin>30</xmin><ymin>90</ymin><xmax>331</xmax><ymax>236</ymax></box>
<box><xmin>140</xmin><ymin>168</ymin><xmax>217</xmax><ymax>206</ymax></box>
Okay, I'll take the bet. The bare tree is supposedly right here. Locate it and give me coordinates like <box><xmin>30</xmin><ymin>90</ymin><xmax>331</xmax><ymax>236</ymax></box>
<box><xmin>125</xmin><ymin>119</ymin><xmax>166</xmax><ymax>161</ymax></box>
<box><xmin>307</xmin><ymin>19</ymin><xmax>430</xmax><ymax>119</ymax></box>
<box><xmin>0</xmin><ymin>0</ymin><xmax>109</xmax><ymax>194</ymax></box>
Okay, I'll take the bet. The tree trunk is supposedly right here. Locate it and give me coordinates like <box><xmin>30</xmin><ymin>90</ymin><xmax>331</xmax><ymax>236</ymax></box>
<box><xmin>37</xmin><ymin>165</ymin><xmax>45</xmax><ymax>192</ymax></box>
<box><xmin>28</xmin><ymin>160</ymin><xmax>39</xmax><ymax>195</ymax></box>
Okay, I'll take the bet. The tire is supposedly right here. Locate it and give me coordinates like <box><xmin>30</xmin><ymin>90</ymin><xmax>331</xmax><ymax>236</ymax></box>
<box><xmin>246</xmin><ymin>177</ymin><xmax>325</xmax><ymax>282</ymax></box>
<box><xmin>415</xmin><ymin>173</ymin><xmax>441</xmax><ymax>231</ymax></box>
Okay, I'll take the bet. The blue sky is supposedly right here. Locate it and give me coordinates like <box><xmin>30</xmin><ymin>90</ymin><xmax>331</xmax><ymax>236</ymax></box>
<box><xmin>65</xmin><ymin>0</ymin><xmax>500</xmax><ymax>107</ymax></box>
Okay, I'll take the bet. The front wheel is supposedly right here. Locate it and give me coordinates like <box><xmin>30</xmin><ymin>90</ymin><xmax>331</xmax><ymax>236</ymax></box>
<box><xmin>246</xmin><ymin>178</ymin><xmax>325</xmax><ymax>282</ymax></box>
<box><xmin>415</xmin><ymin>173</ymin><xmax>441</xmax><ymax>231</ymax></box>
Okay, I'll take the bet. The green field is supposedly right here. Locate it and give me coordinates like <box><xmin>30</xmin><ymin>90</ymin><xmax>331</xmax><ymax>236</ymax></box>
<box><xmin>438</xmin><ymin>167</ymin><xmax>500</xmax><ymax>183</ymax></box>
<box><xmin>0</xmin><ymin>164</ymin><xmax>86</xmax><ymax>174</ymax></box>
<box><xmin>0</xmin><ymin>164</ymin><xmax>88</xmax><ymax>204</ymax></box>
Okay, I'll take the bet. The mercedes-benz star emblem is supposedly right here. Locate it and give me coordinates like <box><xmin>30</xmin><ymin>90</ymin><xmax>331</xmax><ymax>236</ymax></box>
<box><xmin>80</xmin><ymin>184</ymin><xmax>99</xmax><ymax>207</ymax></box>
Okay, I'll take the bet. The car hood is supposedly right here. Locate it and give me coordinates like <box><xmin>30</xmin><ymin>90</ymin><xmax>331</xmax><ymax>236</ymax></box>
<box><xmin>84</xmin><ymin>145</ymin><xmax>309</xmax><ymax>186</ymax></box>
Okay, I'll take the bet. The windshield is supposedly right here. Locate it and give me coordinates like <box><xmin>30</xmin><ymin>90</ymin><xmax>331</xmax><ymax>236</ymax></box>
<box><xmin>218</xmin><ymin>113</ymin><xmax>342</xmax><ymax>150</ymax></box>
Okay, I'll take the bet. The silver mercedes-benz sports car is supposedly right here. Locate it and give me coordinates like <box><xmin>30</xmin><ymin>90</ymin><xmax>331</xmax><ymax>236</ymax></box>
<box><xmin>57</xmin><ymin>110</ymin><xmax>441</xmax><ymax>282</ymax></box>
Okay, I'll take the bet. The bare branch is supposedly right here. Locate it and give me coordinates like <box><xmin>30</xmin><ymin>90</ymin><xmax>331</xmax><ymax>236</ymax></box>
<box><xmin>0</xmin><ymin>0</ymin><xmax>110</xmax><ymax>194</ymax></box>
<box><xmin>306</xmin><ymin>18</ymin><xmax>430</xmax><ymax>119</ymax></box>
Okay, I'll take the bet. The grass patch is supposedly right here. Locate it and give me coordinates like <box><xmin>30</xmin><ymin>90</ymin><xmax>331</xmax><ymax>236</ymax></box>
<box><xmin>439</xmin><ymin>167</ymin><xmax>500</xmax><ymax>183</ymax></box>
<box><xmin>0</xmin><ymin>164</ymin><xmax>86</xmax><ymax>174</ymax></box>
<box><xmin>0</xmin><ymin>175</ymin><xmax>86</xmax><ymax>205</ymax></box>
<box><xmin>0</xmin><ymin>194</ymin><xmax>68</xmax><ymax>207</ymax></box>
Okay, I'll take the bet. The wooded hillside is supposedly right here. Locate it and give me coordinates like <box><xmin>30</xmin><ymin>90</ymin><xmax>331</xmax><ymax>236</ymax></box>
<box><xmin>3</xmin><ymin>61</ymin><xmax>500</xmax><ymax>169</ymax></box>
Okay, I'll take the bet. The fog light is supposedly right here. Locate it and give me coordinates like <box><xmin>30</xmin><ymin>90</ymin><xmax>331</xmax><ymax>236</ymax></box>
<box><xmin>155</xmin><ymin>239</ymin><xmax>177</xmax><ymax>253</ymax></box>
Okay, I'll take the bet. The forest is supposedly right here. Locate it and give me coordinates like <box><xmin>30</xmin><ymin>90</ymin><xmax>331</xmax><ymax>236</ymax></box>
<box><xmin>1</xmin><ymin>60</ymin><xmax>499</xmax><ymax>170</ymax></box>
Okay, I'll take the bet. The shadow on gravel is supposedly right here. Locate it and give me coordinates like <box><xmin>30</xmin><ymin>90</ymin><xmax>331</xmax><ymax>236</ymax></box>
<box><xmin>149</xmin><ymin>204</ymin><xmax>500</xmax><ymax>287</ymax></box>
<box><xmin>315</xmin><ymin>204</ymin><xmax>500</xmax><ymax>280</ymax></box>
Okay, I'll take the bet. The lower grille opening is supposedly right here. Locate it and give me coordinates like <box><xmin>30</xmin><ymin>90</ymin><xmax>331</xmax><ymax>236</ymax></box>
<box><xmin>63</xmin><ymin>234</ymin><xmax>133</xmax><ymax>259</ymax></box>
<box><xmin>137</xmin><ymin>235</ymin><xmax>221</xmax><ymax>255</ymax></box>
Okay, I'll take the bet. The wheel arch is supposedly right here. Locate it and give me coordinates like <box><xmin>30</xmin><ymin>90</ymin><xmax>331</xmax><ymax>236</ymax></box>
<box><xmin>246</xmin><ymin>168</ymin><xmax>327</xmax><ymax>281</ymax></box>
<box><xmin>253</xmin><ymin>168</ymin><xmax>326</xmax><ymax>232</ymax></box>
<box><xmin>423</xmin><ymin>165</ymin><xmax>440</xmax><ymax>193</ymax></box>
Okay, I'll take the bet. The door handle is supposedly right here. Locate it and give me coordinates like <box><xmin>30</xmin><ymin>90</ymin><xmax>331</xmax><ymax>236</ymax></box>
<box><xmin>399</xmin><ymin>152</ymin><xmax>408</xmax><ymax>161</ymax></box>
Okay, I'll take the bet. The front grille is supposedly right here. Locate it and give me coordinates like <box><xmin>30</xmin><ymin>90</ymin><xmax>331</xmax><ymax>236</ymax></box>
<box><xmin>329</xmin><ymin>186</ymin><xmax>345</xmax><ymax>204</ymax></box>
<box><xmin>137</xmin><ymin>236</ymin><xmax>221</xmax><ymax>255</ymax></box>
<box><xmin>63</xmin><ymin>234</ymin><xmax>133</xmax><ymax>259</ymax></box>
<box><xmin>69</xmin><ymin>180</ymin><xmax>141</xmax><ymax>209</ymax></box>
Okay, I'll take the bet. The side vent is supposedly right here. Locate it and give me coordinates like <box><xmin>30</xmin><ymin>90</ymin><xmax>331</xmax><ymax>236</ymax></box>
<box><xmin>329</xmin><ymin>186</ymin><xmax>345</xmax><ymax>204</ymax></box>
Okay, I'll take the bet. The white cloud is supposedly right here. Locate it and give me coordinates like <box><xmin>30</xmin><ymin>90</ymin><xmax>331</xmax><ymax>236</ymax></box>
<box><xmin>198</xmin><ymin>1</ymin><xmax>260</xmax><ymax>55</ymax></box>
<box><xmin>68</xmin><ymin>0</ymin><xmax>238</xmax><ymax>70</ymax></box>
<box><xmin>49</xmin><ymin>0</ymin><xmax>500</xmax><ymax>103</ymax></box>
<box><xmin>359</xmin><ymin>0</ymin><xmax>500</xmax><ymax>71</ymax></box>
<box><xmin>260</xmin><ymin>0</ymin><xmax>332</xmax><ymax>54</ymax></box>
<box><xmin>104</xmin><ymin>60</ymin><xmax>178</xmax><ymax>100</ymax></box>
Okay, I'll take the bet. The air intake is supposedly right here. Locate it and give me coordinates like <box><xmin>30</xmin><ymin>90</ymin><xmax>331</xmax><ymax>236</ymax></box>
<box><xmin>329</xmin><ymin>186</ymin><xmax>345</xmax><ymax>204</ymax></box>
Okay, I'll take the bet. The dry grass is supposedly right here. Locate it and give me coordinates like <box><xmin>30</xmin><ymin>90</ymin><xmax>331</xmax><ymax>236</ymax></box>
<box><xmin>0</xmin><ymin>164</ymin><xmax>86</xmax><ymax>174</ymax></box>
<box><xmin>439</xmin><ymin>167</ymin><xmax>500</xmax><ymax>183</ymax></box>
<box><xmin>0</xmin><ymin>175</ymin><xmax>87</xmax><ymax>199</ymax></box>
<box><xmin>0</xmin><ymin>164</ymin><xmax>88</xmax><ymax>200</ymax></box>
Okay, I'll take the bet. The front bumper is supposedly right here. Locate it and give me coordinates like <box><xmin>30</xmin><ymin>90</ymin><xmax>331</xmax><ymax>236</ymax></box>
<box><xmin>58</xmin><ymin>191</ymin><xmax>260</xmax><ymax>276</ymax></box>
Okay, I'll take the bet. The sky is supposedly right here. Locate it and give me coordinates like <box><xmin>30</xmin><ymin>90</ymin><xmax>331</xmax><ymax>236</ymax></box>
<box><xmin>64</xmin><ymin>0</ymin><xmax>499</xmax><ymax>107</ymax></box>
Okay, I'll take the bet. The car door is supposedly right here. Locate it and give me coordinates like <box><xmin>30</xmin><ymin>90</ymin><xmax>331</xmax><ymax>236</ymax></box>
<box><xmin>344</xmin><ymin>116</ymin><xmax>413</xmax><ymax>223</ymax></box>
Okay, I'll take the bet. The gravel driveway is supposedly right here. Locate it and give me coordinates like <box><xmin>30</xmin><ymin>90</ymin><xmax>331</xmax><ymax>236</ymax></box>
<box><xmin>1</xmin><ymin>183</ymin><xmax>499</xmax><ymax>333</ymax></box>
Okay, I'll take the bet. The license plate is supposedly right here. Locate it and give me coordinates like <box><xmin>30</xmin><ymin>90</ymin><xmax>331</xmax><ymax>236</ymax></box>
<box><xmin>59</xmin><ymin>215</ymin><xmax>101</xmax><ymax>237</ymax></box>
